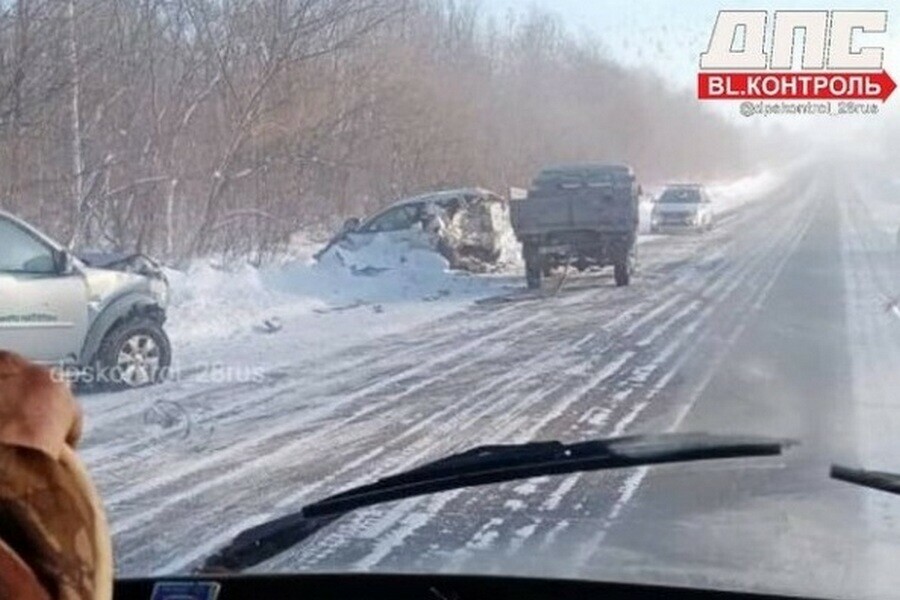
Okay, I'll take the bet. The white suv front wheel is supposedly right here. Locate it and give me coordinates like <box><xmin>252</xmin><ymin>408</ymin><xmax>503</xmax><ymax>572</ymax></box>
<box><xmin>95</xmin><ymin>318</ymin><xmax>172</xmax><ymax>390</ymax></box>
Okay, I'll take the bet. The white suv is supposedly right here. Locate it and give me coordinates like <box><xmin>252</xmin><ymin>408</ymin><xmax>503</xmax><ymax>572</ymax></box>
<box><xmin>0</xmin><ymin>211</ymin><xmax>171</xmax><ymax>389</ymax></box>
<box><xmin>650</xmin><ymin>185</ymin><xmax>715</xmax><ymax>233</ymax></box>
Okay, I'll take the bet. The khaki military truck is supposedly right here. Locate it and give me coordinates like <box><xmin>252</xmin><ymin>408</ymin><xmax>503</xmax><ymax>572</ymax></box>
<box><xmin>510</xmin><ymin>164</ymin><xmax>640</xmax><ymax>289</ymax></box>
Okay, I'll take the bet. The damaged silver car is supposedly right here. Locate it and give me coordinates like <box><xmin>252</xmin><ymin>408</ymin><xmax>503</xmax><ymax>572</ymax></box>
<box><xmin>316</xmin><ymin>188</ymin><xmax>514</xmax><ymax>272</ymax></box>
<box><xmin>0</xmin><ymin>210</ymin><xmax>171</xmax><ymax>389</ymax></box>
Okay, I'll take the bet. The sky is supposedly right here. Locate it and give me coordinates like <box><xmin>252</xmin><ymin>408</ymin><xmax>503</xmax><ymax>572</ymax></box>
<box><xmin>487</xmin><ymin>0</ymin><xmax>900</xmax><ymax>86</ymax></box>
<box><xmin>486</xmin><ymin>0</ymin><xmax>900</xmax><ymax>132</ymax></box>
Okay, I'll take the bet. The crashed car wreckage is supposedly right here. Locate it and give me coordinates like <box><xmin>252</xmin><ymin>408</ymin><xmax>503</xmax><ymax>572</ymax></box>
<box><xmin>315</xmin><ymin>188</ymin><xmax>514</xmax><ymax>273</ymax></box>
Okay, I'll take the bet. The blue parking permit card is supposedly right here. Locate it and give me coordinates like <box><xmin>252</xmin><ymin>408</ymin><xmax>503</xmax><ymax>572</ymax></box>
<box><xmin>150</xmin><ymin>581</ymin><xmax>221</xmax><ymax>600</ymax></box>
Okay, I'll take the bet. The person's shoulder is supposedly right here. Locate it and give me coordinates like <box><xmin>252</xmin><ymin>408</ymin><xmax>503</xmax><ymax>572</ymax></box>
<box><xmin>0</xmin><ymin>352</ymin><xmax>82</xmax><ymax>459</ymax></box>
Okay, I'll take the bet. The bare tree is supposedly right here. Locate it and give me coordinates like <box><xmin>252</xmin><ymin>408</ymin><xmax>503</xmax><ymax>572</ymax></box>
<box><xmin>65</xmin><ymin>0</ymin><xmax>85</xmax><ymax>247</ymax></box>
<box><xmin>0</xmin><ymin>0</ymin><xmax>751</xmax><ymax>263</ymax></box>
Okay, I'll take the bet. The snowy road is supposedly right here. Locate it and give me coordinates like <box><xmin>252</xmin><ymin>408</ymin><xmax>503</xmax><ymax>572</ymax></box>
<box><xmin>81</xmin><ymin>165</ymin><xmax>900</xmax><ymax>598</ymax></box>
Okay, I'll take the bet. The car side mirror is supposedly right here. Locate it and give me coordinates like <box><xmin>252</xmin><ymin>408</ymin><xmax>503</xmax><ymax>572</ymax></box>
<box><xmin>53</xmin><ymin>249</ymin><xmax>73</xmax><ymax>275</ymax></box>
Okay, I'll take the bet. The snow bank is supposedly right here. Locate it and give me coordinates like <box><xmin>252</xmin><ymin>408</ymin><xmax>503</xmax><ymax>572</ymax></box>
<box><xmin>638</xmin><ymin>170</ymin><xmax>779</xmax><ymax>236</ymax></box>
<box><xmin>164</xmin><ymin>264</ymin><xmax>327</xmax><ymax>343</ymax></box>
<box><xmin>706</xmin><ymin>170</ymin><xmax>781</xmax><ymax>214</ymax></box>
<box><xmin>164</xmin><ymin>233</ymin><xmax>515</xmax><ymax>348</ymax></box>
<box><xmin>315</xmin><ymin>230</ymin><xmax>448</xmax><ymax>276</ymax></box>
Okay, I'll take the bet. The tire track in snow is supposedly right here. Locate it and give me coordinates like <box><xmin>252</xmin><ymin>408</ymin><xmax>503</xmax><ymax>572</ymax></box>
<box><xmin>105</xmin><ymin>311</ymin><xmax>542</xmax><ymax>505</ymax></box>
<box><xmin>263</xmin><ymin>183</ymin><xmax>812</xmax><ymax>574</ymax></box>
<box><xmin>567</xmin><ymin>181</ymin><xmax>817</xmax><ymax>570</ymax></box>
<box><xmin>385</xmin><ymin>178</ymin><xmax>817</xmax><ymax>573</ymax></box>
<box><xmin>112</xmin><ymin>227</ymin><xmax>716</xmax><ymax>520</ymax></box>
<box><xmin>97</xmin><ymin>178</ymin><xmax>803</xmax><ymax>575</ymax></box>
<box><xmin>241</xmin><ymin>219</ymin><xmax>765</xmax><ymax>572</ymax></box>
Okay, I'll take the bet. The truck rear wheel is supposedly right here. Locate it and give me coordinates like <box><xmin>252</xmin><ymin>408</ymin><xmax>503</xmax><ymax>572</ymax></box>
<box><xmin>614</xmin><ymin>247</ymin><xmax>635</xmax><ymax>287</ymax></box>
<box><xmin>614</xmin><ymin>261</ymin><xmax>630</xmax><ymax>287</ymax></box>
<box><xmin>526</xmin><ymin>258</ymin><xmax>542</xmax><ymax>289</ymax></box>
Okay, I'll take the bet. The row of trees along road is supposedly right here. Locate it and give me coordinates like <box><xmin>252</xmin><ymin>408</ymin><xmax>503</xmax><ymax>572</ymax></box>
<box><xmin>0</xmin><ymin>0</ymin><xmax>748</xmax><ymax>264</ymax></box>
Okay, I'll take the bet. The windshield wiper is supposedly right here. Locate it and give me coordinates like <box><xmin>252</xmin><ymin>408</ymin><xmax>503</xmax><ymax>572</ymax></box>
<box><xmin>201</xmin><ymin>432</ymin><xmax>790</xmax><ymax>574</ymax></box>
<box><xmin>831</xmin><ymin>464</ymin><xmax>900</xmax><ymax>496</ymax></box>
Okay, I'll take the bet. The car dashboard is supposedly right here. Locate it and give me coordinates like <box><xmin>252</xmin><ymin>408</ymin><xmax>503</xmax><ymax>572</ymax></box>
<box><xmin>115</xmin><ymin>573</ymin><xmax>816</xmax><ymax>600</ymax></box>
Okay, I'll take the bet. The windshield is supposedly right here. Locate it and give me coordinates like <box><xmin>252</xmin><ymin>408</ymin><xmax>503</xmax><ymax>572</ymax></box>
<box><xmin>658</xmin><ymin>188</ymin><xmax>702</xmax><ymax>203</ymax></box>
<box><xmin>3</xmin><ymin>0</ymin><xmax>900</xmax><ymax>599</ymax></box>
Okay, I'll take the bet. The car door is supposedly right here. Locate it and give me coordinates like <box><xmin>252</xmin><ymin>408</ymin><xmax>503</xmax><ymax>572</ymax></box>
<box><xmin>0</xmin><ymin>216</ymin><xmax>89</xmax><ymax>363</ymax></box>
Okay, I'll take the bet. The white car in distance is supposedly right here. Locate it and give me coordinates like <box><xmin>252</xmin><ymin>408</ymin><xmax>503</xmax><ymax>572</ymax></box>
<box><xmin>650</xmin><ymin>185</ymin><xmax>714</xmax><ymax>234</ymax></box>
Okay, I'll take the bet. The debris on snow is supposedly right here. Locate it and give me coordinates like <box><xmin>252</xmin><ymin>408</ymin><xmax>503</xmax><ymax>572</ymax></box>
<box><xmin>253</xmin><ymin>317</ymin><xmax>284</xmax><ymax>334</ymax></box>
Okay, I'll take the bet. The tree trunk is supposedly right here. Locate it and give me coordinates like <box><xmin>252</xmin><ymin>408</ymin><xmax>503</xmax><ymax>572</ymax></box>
<box><xmin>66</xmin><ymin>0</ymin><xmax>85</xmax><ymax>248</ymax></box>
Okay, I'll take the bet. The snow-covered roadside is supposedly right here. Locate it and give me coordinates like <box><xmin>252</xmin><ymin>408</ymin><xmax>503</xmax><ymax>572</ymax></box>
<box><xmin>156</xmin><ymin>169</ymin><xmax>779</xmax><ymax>380</ymax></box>
<box><xmin>160</xmin><ymin>235</ymin><xmax>519</xmax><ymax>379</ymax></box>
<box><xmin>638</xmin><ymin>169</ymin><xmax>780</xmax><ymax>236</ymax></box>
<box><xmin>706</xmin><ymin>170</ymin><xmax>782</xmax><ymax>214</ymax></box>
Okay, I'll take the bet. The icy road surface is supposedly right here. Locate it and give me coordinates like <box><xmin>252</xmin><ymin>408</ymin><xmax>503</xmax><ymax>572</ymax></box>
<box><xmin>81</xmin><ymin>164</ymin><xmax>900</xmax><ymax>599</ymax></box>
